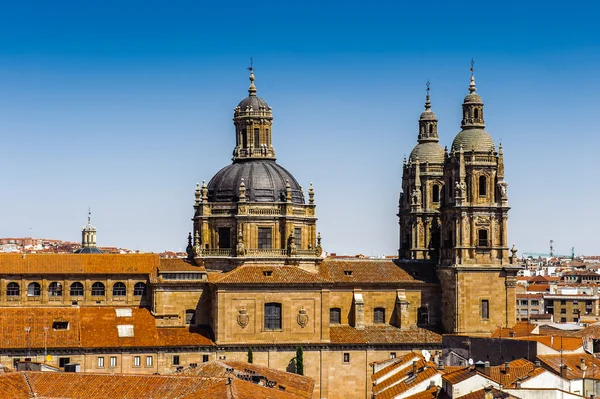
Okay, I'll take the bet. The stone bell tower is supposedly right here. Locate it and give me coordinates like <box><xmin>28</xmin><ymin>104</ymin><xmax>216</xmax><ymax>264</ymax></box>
<box><xmin>398</xmin><ymin>83</ymin><xmax>445</xmax><ymax>261</ymax></box>
<box><xmin>438</xmin><ymin>69</ymin><xmax>519</xmax><ymax>335</ymax></box>
<box><xmin>188</xmin><ymin>68</ymin><xmax>322</xmax><ymax>271</ymax></box>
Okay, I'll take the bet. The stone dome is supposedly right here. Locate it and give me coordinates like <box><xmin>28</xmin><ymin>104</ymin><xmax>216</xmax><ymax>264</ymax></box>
<box><xmin>463</xmin><ymin>92</ymin><xmax>482</xmax><ymax>104</ymax></box>
<box><xmin>409</xmin><ymin>142</ymin><xmax>445</xmax><ymax>164</ymax></box>
<box><xmin>207</xmin><ymin>159</ymin><xmax>305</xmax><ymax>204</ymax></box>
<box><xmin>237</xmin><ymin>95</ymin><xmax>270</xmax><ymax>112</ymax></box>
<box><xmin>419</xmin><ymin>110</ymin><xmax>437</xmax><ymax>121</ymax></box>
<box><xmin>451</xmin><ymin>128</ymin><xmax>495</xmax><ymax>153</ymax></box>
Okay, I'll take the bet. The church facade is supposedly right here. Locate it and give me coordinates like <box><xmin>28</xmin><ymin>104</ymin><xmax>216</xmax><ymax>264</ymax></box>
<box><xmin>0</xmin><ymin>68</ymin><xmax>518</xmax><ymax>399</ymax></box>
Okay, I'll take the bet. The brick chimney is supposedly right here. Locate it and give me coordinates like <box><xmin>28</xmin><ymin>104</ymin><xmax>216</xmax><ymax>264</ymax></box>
<box><xmin>484</xmin><ymin>361</ymin><xmax>491</xmax><ymax>376</ymax></box>
<box><xmin>484</xmin><ymin>385</ymin><xmax>493</xmax><ymax>399</ymax></box>
<box><xmin>505</xmin><ymin>361</ymin><xmax>511</xmax><ymax>375</ymax></box>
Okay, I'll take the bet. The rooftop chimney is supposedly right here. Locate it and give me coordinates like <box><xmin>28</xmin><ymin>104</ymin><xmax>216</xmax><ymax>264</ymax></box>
<box><xmin>412</xmin><ymin>360</ymin><xmax>417</xmax><ymax>375</ymax></box>
<box><xmin>484</xmin><ymin>361</ymin><xmax>491</xmax><ymax>376</ymax></box>
<box><xmin>534</xmin><ymin>360</ymin><xmax>541</xmax><ymax>368</ymax></box>
<box><xmin>505</xmin><ymin>361</ymin><xmax>511</xmax><ymax>375</ymax></box>
<box><xmin>580</xmin><ymin>358</ymin><xmax>587</xmax><ymax>371</ymax></box>
<box><xmin>509</xmin><ymin>331</ymin><xmax>516</xmax><ymax>337</ymax></box>
<box><xmin>560</xmin><ymin>364</ymin><xmax>568</xmax><ymax>378</ymax></box>
<box><xmin>484</xmin><ymin>385</ymin><xmax>493</xmax><ymax>399</ymax></box>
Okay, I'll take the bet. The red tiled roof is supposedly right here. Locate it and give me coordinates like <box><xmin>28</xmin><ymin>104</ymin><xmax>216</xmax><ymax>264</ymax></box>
<box><xmin>213</xmin><ymin>265</ymin><xmax>329</xmax><ymax>285</ymax></box>
<box><xmin>158</xmin><ymin>258</ymin><xmax>205</xmax><ymax>272</ymax></box>
<box><xmin>0</xmin><ymin>253</ymin><xmax>158</xmax><ymax>276</ymax></box>
<box><xmin>330</xmin><ymin>325</ymin><xmax>442</xmax><ymax>345</ymax></box>
<box><xmin>319</xmin><ymin>259</ymin><xmax>420</xmax><ymax>284</ymax></box>
<box><xmin>375</xmin><ymin>367</ymin><xmax>439</xmax><ymax>399</ymax></box>
<box><xmin>373</xmin><ymin>359</ymin><xmax>430</xmax><ymax>394</ymax></box>
<box><xmin>490</xmin><ymin>322</ymin><xmax>537</xmax><ymax>338</ymax></box>
<box><xmin>372</xmin><ymin>352</ymin><xmax>421</xmax><ymax>381</ymax></box>
<box><xmin>538</xmin><ymin>353</ymin><xmax>600</xmax><ymax>380</ymax></box>
<box><xmin>513</xmin><ymin>336</ymin><xmax>583</xmax><ymax>352</ymax></box>
<box><xmin>0</xmin><ymin>373</ymin><xmax>31</xmax><ymax>399</ymax></box>
<box><xmin>459</xmin><ymin>388</ymin><xmax>516</xmax><ymax>399</ymax></box>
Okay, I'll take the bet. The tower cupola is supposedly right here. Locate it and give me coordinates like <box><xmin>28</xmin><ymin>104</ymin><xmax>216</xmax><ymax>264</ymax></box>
<box><xmin>409</xmin><ymin>82</ymin><xmax>444</xmax><ymax>164</ymax></box>
<box><xmin>74</xmin><ymin>209</ymin><xmax>103</xmax><ymax>254</ymax></box>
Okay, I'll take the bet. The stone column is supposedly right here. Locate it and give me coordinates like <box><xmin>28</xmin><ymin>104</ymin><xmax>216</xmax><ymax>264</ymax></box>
<box><xmin>353</xmin><ymin>291</ymin><xmax>365</xmax><ymax>330</ymax></box>
<box><xmin>396</xmin><ymin>290</ymin><xmax>411</xmax><ymax>330</ymax></box>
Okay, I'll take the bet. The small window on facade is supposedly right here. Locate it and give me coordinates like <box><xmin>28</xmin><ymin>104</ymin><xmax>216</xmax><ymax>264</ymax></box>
<box><xmin>254</xmin><ymin>128</ymin><xmax>260</xmax><ymax>146</ymax></box>
<box><xmin>146</xmin><ymin>356</ymin><xmax>153</xmax><ymax>367</ymax></box>
<box><xmin>390</xmin><ymin>352</ymin><xmax>396</xmax><ymax>359</ymax></box>
<box><xmin>133</xmin><ymin>356</ymin><xmax>141</xmax><ymax>367</ymax></box>
<box><xmin>264</xmin><ymin>302</ymin><xmax>282</xmax><ymax>330</ymax></box>
<box><xmin>52</xmin><ymin>321</ymin><xmax>69</xmax><ymax>330</ymax></box>
<box><xmin>48</xmin><ymin>282</ymin><xmax>63</xmax><ymax>297</ymax></box>
<box><xmin>133</xmin><ymin>282</ymin><xmax>146</xmax><ymax>297</ymax></box>
<box><xmin>478</xmin><ymin>229</ymin><xmax>488</xmax><ymax>247</ymax></box>
<box><xmin>330</xmin><ymin>308</ymin><xmax>341</xmax><ymax>324</ymax></box>
<box><xmin>561</xmin><ymin>317</ymin><xmax>567</xmax><ymax>323</ymax></box>
<box><xmin>294</xmin><ymin>227</ymin><xmax>302</xmax><ymax>248</ymax></box>
<box><xmin>185</xmin><ymin>310</ymin><xmax>196</xmax><ymax>325</ymax></box>
<box><xmin>70</xmin><ymin>282</ymin><xmax>84</xmax><ymax>296</ymax></box>
<box><xmin>418</xmin><ymin>307</ymin><xmax>429</xmax><ymax>325</ymax></box>
<box><xmin>110</xmin><ymin>356</ymin><xmax>117</xmax><ymax>368</ymax></box>
<box><xmin>112</xmin><ymin>282</ymin><xmax>126</xmax><ymax>297</ymax></box>
<box><xmin>481</xmin><ymin>299</ymin><xmax>490</xmax><ymax>319</ymax></box>
<box><xmin>432</xmin><ymin>185</ymin><xmax>440</xmax><ymax>203</ymax></box>
<box><xmin>479</xmin><ymin>175</ymin><xmax>487</xmax><ymax>196</ymax></box>
<box><xmin>561</xmin><ymin>308</ymin><xmax>566</xmax><ymax>314</ymax></box>
<box><xmin>97</xmin><ymin>357</ymin><xmax>105</xmax><ymax>368</ymax></box>
<box><xmin>561</xmin><ymin>299</ymin><xmax>566</xmax><ymax>305</ymax></box>
<box><xmin>27</xmin><ymin>282</ymin><xmax>41</xmax><ymax>297</ymax></box>
<box><xmin>263</xmin><ymin>270</ymin><xmax>273</xmax><ymax>277</ymax></box>
<box><xmin>6</xmin><ymin>282</ymin><xmax>20</xmax><ymax>297</ymax></box>
<box><xmin>343</xmin><ymin>353</ymin><xmax>350</xmax><ymax>363</ymax></box>
<box><xmin>173</xmin><ymin>355</ymin><xmax>180</xmax><ymax>366</ymax></box>
<box><xmin>91</xmin><ymin>282</ymin><xmax>105</xmax><ymax>297</ymax></box>
<box><xmin>203</xmin><ymin>355</ymin><xmax>209</xmax><ymax>363</ymax></box>
<box><xmin>258</xmin><ymin>227</ymin><xmax>272</xmax><ymax>249</ymax></box>
<box><xmin>428</xmin><ymin>124</ymin><xmax>433</xmax><ymax>134</ymax></box>
<box><xmin>59</xmin><ymin>358</ymin><xmax>70</xmax><ymax>368</ymax></box>
<box><xmin>218</xmin><ymin>227</ymin><xmax>231</xmax><ymax>249</ymax></box>
<box><xmin>344</xmin><ymin>270</ymin><xmax>353</xmax><ymax>276</ymax></box>
<box><xmin>374</xmin><ymin>308</ymin><xmax>385</xmax><ymax>324</ymax></box>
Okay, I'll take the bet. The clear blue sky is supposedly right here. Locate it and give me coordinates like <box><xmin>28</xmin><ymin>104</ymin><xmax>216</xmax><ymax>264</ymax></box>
<box><xmin>0</xmin><ymin>0</ymin><xmax>599</xmax><ymax>256</ymax></box>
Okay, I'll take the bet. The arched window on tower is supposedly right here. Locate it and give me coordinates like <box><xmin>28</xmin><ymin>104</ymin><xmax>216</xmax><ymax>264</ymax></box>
<box><xmin>474</xmin><ymin>108</ymin><xmax>479</xmax><ymax>119</ymax></box>
<box><xmin>242</xmin><ymin>128</ymin><xmax>247</xmax><ymax>148</ymax></box>
<box><xmin>432</xmin><ymin>185</ymin><xmax>440</xmax><ymax>203</ymax></box>
<box><xmin>479</xmin><ymin>175</ymin><xmax>487</xmax><ymax>197</ymax></box>
<box><xmin>428</xmin><ymin>124</ymin><xmax>433</xmax><ymax>134</ymax></box>
<box><xmin>478</xmin><ymin>229</ymin><xmax>489</xmax><ymax>247</ymax></box>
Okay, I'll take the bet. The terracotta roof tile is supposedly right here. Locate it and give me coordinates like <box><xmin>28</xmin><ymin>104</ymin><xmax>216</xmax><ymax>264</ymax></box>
<box><xmin>330</xmin><ymin>325</ymin><xmax>442</xmax><ymax>345</ymax></box>
<box><xmin>490</xmin><ymin>322</ymin><xmax>537</xmax><ymax>338</ymax></box>
<box><xmin>0</xmin><ymin>253</ymin><xmax>158</xmax><ymax>276</ymax></box>
<box><xmin>459</xmin><ymin>388</ymin><xmax>517</xmax><ymax>399</ymax></box>
<box><xmin>0</xmin><ymin>373</ymin><xmax>31</xmax><ymax>399</ymax></box>
<box><xmin>513</xmin><ymin>335</ymin><xmax>583</xmax><ymax>351</ymax></box>
<box><xmin>538</xmin><ymin>353</ymin><xmax>600</xmax><ymax>380</ymax></box>
<box><xmin>214</xmin><ymin>265</ymin><xmax>329</xmax><ymax>285</ymax></box>
<box><xmin>156</xmin><ymin>326</ymin><xmax>214</xmax><ymax>347</ymax></box>
<box><xmin>319</xmin><ymin>259</ymin><xmax>427</xmax><ymax>284</ymax></box>
<box><xmin>373</xmin><ymin>359</ymin><xmax>430</xmax><ymax>394</ymax></box>
<box><xmin>375</xmin><ymin>367</ymin><xmax>439</xmax><ymax>399</ymax></box>
<box><xmin>403</xmin><ymin>386</ymin><xmax>450</xmax><ymax>399</ymax></box>
<box><xmin>372</xmin><ymin>352</ymin><xmax>421</xmax><ymax>381</ymax></box>
<box><xmin>158</xmin><ymin>258</ymin><xmax>205</xmax><ymax>272</ymax></box>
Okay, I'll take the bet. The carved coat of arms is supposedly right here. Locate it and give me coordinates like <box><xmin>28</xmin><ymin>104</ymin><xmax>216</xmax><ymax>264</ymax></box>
<box><xmin>297</xmin><ymin>307</ymin><xmax>309</xmax><ymax>328</ymax></box>
<box><xmin>237</xmin><ymin>308</ymin><xmax>249</xmax><ymax>329</ymax></box>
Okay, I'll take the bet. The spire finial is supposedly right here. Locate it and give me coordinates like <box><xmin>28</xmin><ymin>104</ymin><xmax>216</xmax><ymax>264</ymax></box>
<box><xmin>88</xmin><ymin>207</ymin><xmax>91</xmax><ymax>225</ymax></box>
<box><xmin>425</xmin><ymin>79</ymin><xmax>431</xmax><ymax>110</ymax></box>
<box><xmin>469</xmin><ymin>59</ymin><xmax>477</xmax><ymax>93</ymax></box>
<box><xmin>248</xmin><ymin>57</ymin><xmax>257</xmax><ymax>96</ymax></box>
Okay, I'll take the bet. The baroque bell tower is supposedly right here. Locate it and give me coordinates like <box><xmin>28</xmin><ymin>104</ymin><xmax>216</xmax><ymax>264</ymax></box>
<box><xmin>437</xmin><ymin>67</ymin><xmax>519</xmax><ymax>335</ymax></box>
<box><xmin>398</xmin><ymin>83</ymin><xmax>445</xmax><ymax>261</ymax></box>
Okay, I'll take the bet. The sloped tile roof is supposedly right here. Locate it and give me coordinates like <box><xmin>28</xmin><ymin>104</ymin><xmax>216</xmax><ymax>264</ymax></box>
<box><xmin>0</xmin><ymin>253</ymin><xmax>158</xmax><ymax>276</ymax></box>
<box><xmin>403</xmin><ymin>386</ymin><xmax>450</xmax><ymax>399</ymax></box>
<box><xmin>158</xmin><ymin>258</ymin><xmax>205</xmax><ymax>272</ymax></box>
<box><xmin>319</xmin><ymin>259</ymin><xmax>427</xmax><ymax>284</ymax></box>
<box><xmin>459</xmin><ymin>388</ymin><xmax>516</xmax><ymax>399</ymax></box>
<box><xmin>372</xmin><ymin>352</ymin><xmax>421</xmax><ymax>381</ymax></box>
<box><xmin>375</xmin><ymin>367</ymin><xmax>440</xmax><ymax>399</ymax></box>
<box><xmin>491</xmin><ymin>322</ymin><xmax>537</xmax><ymax>338</ymax></box>
<box><xmin>0</xmin><ymin>373</ymin><xmax>31</xmax><ymax>399</ymax></box>
<box><xmin>213</xmin><ymin>265</ymin><xmax>329</xmax><ymax>285</ymax></box>
<box><xmin>538</xmin><ymin>353</ymin><xmax>600</xmax><ymax>380</ymax></box>
<box><xmin>373</xmin><ymin>359</ymin><xmax>430</xmax><ymax>394</ymax></box>
<box><xmin>330</xmin><ymin>325</ymin><xmax>442</xmax><ymax>345</ymax></box>
<box><xmin>513</xmin><ymin>336</ymin><xmax>583</xmax><ymax>352</ymax></box>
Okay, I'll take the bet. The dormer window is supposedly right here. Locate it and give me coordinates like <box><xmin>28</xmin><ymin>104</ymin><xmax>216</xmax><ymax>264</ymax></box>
<box><xmin>52</xmin><ymin>321</ymin><xmax>69</xmax><ymax>330</ymax></box>
<box><xmin>263</xmin><ymin>270</ymin><xmax>273</xmax><ymax>277</ymax></box>
<box><xmin>344</xmin><ymin>270</ymin><xmax>353</xmax><ymax>276</ymax></box>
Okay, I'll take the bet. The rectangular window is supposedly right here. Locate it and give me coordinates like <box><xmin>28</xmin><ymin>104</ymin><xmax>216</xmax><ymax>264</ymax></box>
<box><xmin>390</xmin><ymin>352</ymin><xmax>396</xmax><ymax>359</ymax></box>
<box><xmin>202</xmin><ymin>355</ymin><xmax>209</xmax><ymax>363</ymax></box>
<box><xmin>330</xmin><ymin>308</ymin><xmax>341</xmax><ymax>324</ymax></box>
<box><xmin>258</xmin><ymin>227</ymin><xmax>272</xmax><ymax>249</ymax></box>
<box><xmin>110</xmin><ymin>356</ymin><xmax>117</xmax><ymax>368</ymax></box>
<box><xmin>531</xmin><ymin>300</ymin><xmax>539</xmax><ymax>306</ymax></box>
<box><xmin>59</xmin><ymin>358</ymin><xmax>70</xmax><ymax>368</ymax></box>
<box><xmin>294</xmin><ymin>227</ymin><xmax>302</xmax><ymax>248</ymax></box>
<box><xmin>97</xmin><ymin>357</ymin><xmax>104</xmax><ymax>368</ymax></box>
<box><xmin>519</xmin><ymin>300</ymin><xmax>528</xmax><ymax>306</ymax></box>
<box><xmin>173</xmin><ymin>355</ymin><xmax>180</xmax><ymax>366</ymax></box>
<box><xmin>374</xmin><ymin>308</ymin><xmax>385</xmax><ymax>324</ymax></box>
<box><xmin>561</xmin><ymin>300</ymin><xmax>566</xmax><ymax>305</ymax></box>
<box><xmin>254</xmin><ymin>128</ymin><xmax>260</xmax><ymax>146</ymax></box>
<box><xmin>478</xmin><ymin>229</ymin><xmax>488</xmax><ymax>247</ymax></box>
<box><xmin>146</xmin><ymin>356</ymin><xmax>153</xmax><ymax>367</ymax></box>
<box><xmin>481</xmin><ymin>300</ymin><xmax>489</xmax><ymax>319</ymax></box>
<box><xmin>343</xmin><ymin>353</ymin><xmax>350</xmax><ymax>363</ymax></box>
<box><xmin>561</xmin><ymin>308</ymin><xmax>566</xmax><ymax>314</ymax></box>
<box><xmin>264</xmin><ymin>302</ymin><xmax>282</xmax><ymax>330</ymax></box>
<box><xmin>218</xmin><ymin>228</ymin><xmax>231</xmax><ymax>249</ymax></box>
<box><xmin>133</xmin><ymin>356</ymin><xmax>141</xmax><ymax>367</ymax></box>
<box><xmin>561</xmin><ymin>317</ymin><xmax>567</xmax><ymax>323</ymax></box>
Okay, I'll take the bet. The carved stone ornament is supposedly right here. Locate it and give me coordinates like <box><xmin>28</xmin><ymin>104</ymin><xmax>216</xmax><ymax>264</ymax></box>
<box><xmin>475</xmin><ymin>216</ymin><xmax>491</xmax><ymax>226</ymax></box>
<box><xmin>237</xmin><ymin>308</ymin><xmax>250</xmax><ymax>329</ymax></box>
<box><xmin>297</xmin><ymin>307</ymin><xmax>309</xmax><ymax>328</ymax></box>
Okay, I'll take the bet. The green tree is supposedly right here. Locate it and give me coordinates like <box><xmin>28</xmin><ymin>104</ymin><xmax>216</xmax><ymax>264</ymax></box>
<box><xmin>296</xmin><ymin>346</ymin><xmax>304</xmax><ymax>376</ymax></box>
<box><xmin>247</xmin><ymin>347</ymin><xmax>253</xmax><ymax>364</ymax></box>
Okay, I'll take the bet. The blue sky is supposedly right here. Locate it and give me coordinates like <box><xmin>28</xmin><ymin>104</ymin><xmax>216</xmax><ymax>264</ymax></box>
<box><xmin>0</xmin><ymin>1</ymin><xmax>599</xmax><ymax>256</ymax></box>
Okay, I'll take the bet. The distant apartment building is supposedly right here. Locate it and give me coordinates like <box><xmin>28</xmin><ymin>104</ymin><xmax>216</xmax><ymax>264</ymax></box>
<box><xmin>544</xmin><ymin>290</ymin><xmax>599</xmax><ymax>323</ymax></box>
<box><xmin>516</xmin><ymin>293</ymin><xmax>544</xmax><ymax>322</ymax></box>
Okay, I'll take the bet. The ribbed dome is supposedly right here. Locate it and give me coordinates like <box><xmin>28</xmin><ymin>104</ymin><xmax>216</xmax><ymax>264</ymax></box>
<box><xmin>419</xmin><ymin>110</ymin><xmax>437</xmax><ymax>121</ymax></box>
<box><xmin>451</xmin><ymin>128</ymin><xmax>495</xmax><ymax>153</ymax></box>
<box><xmin>409</xmin><ymin>142</ymin><xmax>445</xmax><ymax>164</ymax></box>
<box><xmin>207</xmin><ymin>160</ymin><xmax>305</xmax><ymax>204</ymax></box>
<box><xmin>74</xmin><ymin>247</ymin><xmax>104</xmax><ymax>254</ymax></box>
<box><xmin>237</xmin><ymin>95</ymin><xmax>270</xmax><ymax>111</ymax></box>
<box><xmin>463</xmin><ymin>92</ymin><xmax>482</xmax><ymax>104</ymax></box>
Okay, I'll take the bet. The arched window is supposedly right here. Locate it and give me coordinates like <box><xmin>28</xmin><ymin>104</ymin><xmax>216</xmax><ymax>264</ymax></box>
<box><xmin>27</xmin><ymin>282</ymin><xmax>41</xmax><ymax>297</ymax></box>
<box><xmin>474</xmin><ymin>108</ymin><xmax>479</xmax><ymax>119</ymax></box>
<box><xmin>91</xmin><ymin>282</ymin><xmax>105</xmax><ymax>297</ymax></box>
<box><xmin>112</xmin><ymin>282</ymin><xmax>126</xmax><ymax>297</ymax></box>
<box><xmin>70</xmin><ymin>282</ymin><xmax>84</xmax><ymax>296</ymax></box>
<box><xmin>48</xmin><ymin>282</ymin><xmax>63</xmax><ymax>297</ymax></box>
<box><xmin>428</xmin><ymin>124</ymin><xmax>433</xmax><ymax>134</ymax></box>
<box><xmin>374</xmin><ymin>307</ymin><xmax>385</xmax><ymax>324</ymax></box>
<box><xmin>133</xmin><ymin>282</ymin><xmax>146</xmax><ymax>297</ymax></box>
<box><xmin>432</xmin><ymin>185</ymin><xmax>440</xmax><ymax>203</ymax></box>
<box><xmin>478</xmin><ymin>229</ymin><xmax>489</xmax><ymax>247</ymax></box>
<box><xmin>479</xmin><ymin>175</ymin><xmax>487</xmax><ymax>197</ymax></box>
<box><xmin>185</xmin><ymin>309</ymin><xmax>196</xmax><ymax>325</ymax></box>
<box><xmin>330</xmin><ymin>308</ymin><xmax>341</xmax><ymax>324</ymax></box>
<box><xmin>264</xmin><ymin>303</ymin><xmax>282</xmax><ymax>330</ymax></box>
<box><xmin>6</xmin><ymin>282</ymin><xmax>20</xmax><ymax>297</ymax></box>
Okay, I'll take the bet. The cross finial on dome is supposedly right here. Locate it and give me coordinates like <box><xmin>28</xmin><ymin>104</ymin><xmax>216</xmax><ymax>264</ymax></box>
<box><xmin>469</xmin><ymin>59</ymin><xmax>477</xmax><ymax>93</ymax></box>
<box><xmin>87</xmin><ymin>207</ymin><xmax>91</xmax><ymax>225</ymax></box>
<box><xmin>425</xmin><ymin>79</ymin><xmax>431</xmax><ymax>111</ymax></box>
<box><xmin>248</xmin><ymin>57</ymin><xmax>257</xmax><ymax>96</ymax></box>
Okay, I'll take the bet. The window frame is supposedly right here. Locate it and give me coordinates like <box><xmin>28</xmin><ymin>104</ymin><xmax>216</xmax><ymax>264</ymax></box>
<box><xmin>330</xmin><ymin>308</ymin><xmax>341</xmax><ymax>325</ymax></box>
<box><xmin>258</xmin><ymin>227</ymin><xmax>273</xmax><ymax>249</ymax></box>
<box><xmin>133</xmin><ymin>356</ymin><xmax>141</xmax><ymax>367</ymax></box>
<box><xmin>432</xmin><ymin>184</ymin><xmax>440</xmax><ymax>203</ymax></box>
<box><xmin>264</xmin><ymin>302</ymin><xmax>282</xmax><ymax>331</ymax></box>
<box><xmin>479</xmin><ymin>175</ymin><xmax>487</xmax><ymax>197</ymax></box>
<box><xmin>6</xmin><ymin>282</ymin><xmax>20</xmax><ymax>297</ymax></box>
<box><xmin>70</xmin><ymin>282</ymin><xmax>84</xmax><ymax>297</ymax></box>
<box><xmin>27</xmin><ymin>282</ymin><xmax>41</xmax><ymax>297</ymax></box>
<box><xmin>481</xmin><ymin>299</ymin><xmax>490</xmax><ymax>320</ymax></box>
<box><xmin>343</xmin><ymin>353</ymin><xmax>350</xmax><ymax>363</ymax></box>
<box><xmin>173</xmin><ymin>355</ymin><xmax>180</xmax><ymax>366</ymax></box>
<box><xmin>97</xmin><ymin>356</ymin><xmax>105</xmax><ymax>368</ymax></box>
<box><xmin>146</xmin><ymin>356</ymin><xmax>153</xmax><ymax>367</ymax></box>
<box><xmin>374</xmin><ymin>307</ymin><xmax>386</xmax><ymax>324</ymax></box>
<box><xmin>478</xmin><ymin>229</ymin><xmax>489</xmax><ymax>247</ymax></box>
<box><xmin>294</xmin><ymin>227</ymin><xmax>302</xmax><ymax>248</ymax></box>
<box><xmin>109</xmin><ymin>356</ymin><xmax>117</xmax><ymax>368</ymax></box>
<box><xmin>112</xmin><ymin>282</ymin><xmax>126</xmax><ymax>297</ymax></box>
<box><xmin>133</xmin><ymin>282</ymin><xmax>146</xmax><ymax>297</ymax></box>
<box><xmin>91</xmin><ymin>282</ymin><xmax>105</xmax><ymax>297</ymax></box>
<box><xmin>48</xmin><ymin>282</ymin><xmax>63</xmax><ymax>297</ymax></box>
<box><xmin>185</xmin><ymin>309</ymin><xmax>196</xmax><ymax>325</ymax></box>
